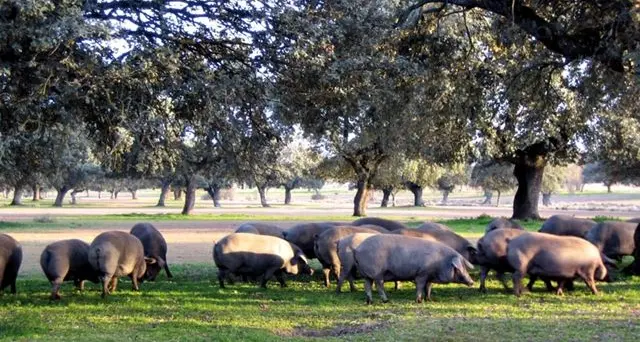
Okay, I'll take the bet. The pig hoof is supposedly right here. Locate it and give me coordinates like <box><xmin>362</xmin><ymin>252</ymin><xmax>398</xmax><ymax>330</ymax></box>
<box><xmin>382</xmin><ymin>299</ymin><xmax>389</xmax><ymax>303</ymax></box>
<box><xmin>415</xmin><ymin>298</ymin><xmax>423</xmax><ymax>304</ymax></box>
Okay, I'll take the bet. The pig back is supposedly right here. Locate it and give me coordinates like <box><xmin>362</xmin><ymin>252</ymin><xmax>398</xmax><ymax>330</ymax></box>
<box><xmin>586</xmin><ymin>221</ymin><xmax>637</xmax><ymax>257</ymax></box>
<box><xmin>283</xmin><ymin>222</ymin><xmax>338</xmax><ymax>258</ymax></box>
<box><xmin>351</xmin><ymin>217</ymin><xmax>407</xmax><ymax>231</ymax></box>
<box><xmin>130</xmin><ymin>223</ymin><xmax>168</xmax><ymax>258</ymax></box>
<box><xmin>485</xmin><ymin>218</ymin><xmax>524</xmax><ymax>233</ymax></box>
<box><xmin>40</xmin><ymin>239</ymin><xmax>95</xmax><ymax>280</ymax></box>
<box><xmin>235</xmin><ymin>222</ymin><xmax>286</xmax><ymax>238</ymax></box>
<box><xmin>539</xmin><ymin>215</ymin><xmax>596</xmax><ymax>238</ymax></box>
<box><xmin>214</xmin><ymin>233</ymin><xmax>296</xmax><ymax>273</ymax></box>
<box><xmin>476</xmin><ymin>229</ymin><xmax>527</xmax><ymax>269</ymax></box>
<box><xmin>89</xmin><ymin>231</ymin><xmax>146</xmax><ymax>277</ymax></box>
<box><xmin>416</xmin><ymin>223</ymin><xmax>475</xmax><ymax>262</ymax></box>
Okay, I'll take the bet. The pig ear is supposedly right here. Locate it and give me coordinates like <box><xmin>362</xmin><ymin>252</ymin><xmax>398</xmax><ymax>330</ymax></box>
<box><xmin>144</xmin><ymin>257</ymin><xmax>157</xmax><ymax>264</ymax></box>
<box><xmin>466</xmin><ymin>246</ymin><xmax>477</xmax><ymax>255</ymax></box>
<box><xmin>155</xmin><ymin>257</ymin><xmax>166</xmax><ymax>268</ymax></box>
<box><xmin>452</xmin><ymin>255</ymin><xmax>472</xmax><ymax>271</ymax></box>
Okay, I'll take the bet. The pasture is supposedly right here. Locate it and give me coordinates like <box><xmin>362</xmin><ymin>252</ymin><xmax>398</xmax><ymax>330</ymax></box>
<box><xmin>1</xmin><ymin>209</ymin><xmax>639</xmax><ymax>341</ymax></box>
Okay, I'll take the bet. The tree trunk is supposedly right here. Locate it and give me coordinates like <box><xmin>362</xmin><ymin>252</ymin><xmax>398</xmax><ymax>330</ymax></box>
<box><xmin>606</xmin><ymin>183</ymin><xmax>612</xmax><ymax>193</ymax></box>
<box><xmin>391</xmin><ymin>192</ymin><xmax>396</xmax><ymax>207</ymax></box>
<box><xmin>86</xmin><ymin>189</ymin><xmax>90</xmax><ymax>197</ymax></box>
<box><xmin>10</xmin><ymin>185</ymin><xmax>23</xmax><ymax>206</ymax></box>
<box><xmin>174</xmin><ymin>188</ymin><xmax>182</xmax><ymax>200</ymax></box>
<box><xmin>114</xmin><ymin>191</ymin><xmax>119</xmax><ymax>199</ymax></box>
<box><xmin>257</xmin><ymin>185</ymin><xmax>270</xmax><ymax>208</ymax></box>
<box><xmin>441</xmin><ymin>190</ymin><xmax>450</xmax><ymax>204</ymax></box>
<box><xmin>70</xmin><ymin>189</ymin><xmax>83</xmax><ymax>205</ymax></box>
<box><xmin>542</xmin><ymin>192</ymin><xmax>552</xmax><ymax>206</ymax></box>
<box><xmin>353</xmin><ymin>178</ymin><xmax>369</xmax><ymax>217</ymax></box>
<box><xmin>205</xmin><ymin>186</ymin><xmax>222</xmax><ymax>208</ymax></box>
<box><xmin>97</xmin><ymin>191</ymin><xmax>102</xmax><ymax>199</ymax></box>
<box><xmin>53</xmin><ymin>187</ymin><xmax>70</xmax><ymax>207</ymax></box>
<box><xmin>130</xmin><ymin>190</ymin><xmax>138</xmax><ymax>200</ymax></box>
<box><xmin>284</xmin><ymin>187</ymin><xmax>293</xmax><ymax>205</ymax></box>
<box><xmin>496</xmin><ymin>190</ymin><xmax>501</xmax><ymax>207</ymax></box>
<box><xmin>32</xmin><ymin>184</ymin><xmax>40</xmax><ymax>201</ymax></box>
<box><xmin>482</xmin><ymin>190</ymin><xmax>493</xmax><ymax>205</ymax></box>
<box><xmin>512</xmin><ymin>153</ymin><xmax>546</xmax><ymax>220</ymax></box>
<box><xmin>406</xmin><ymin>182</ymin><xmax>424</xmax><ymax>206</ymax></box>
<box><xmin>156</xmin><ymin>181</ymin><xmax>171</xmax><ymax>207</ymax></box>
<box><xmin>181</xmin><ymin>177</ymin><xmax>196</xmax><ymax>215</ymax></box>
<box><xmin>381</xmin><ymin>188</ymin><xmax>392</xmax><ymax>207</ymax></box>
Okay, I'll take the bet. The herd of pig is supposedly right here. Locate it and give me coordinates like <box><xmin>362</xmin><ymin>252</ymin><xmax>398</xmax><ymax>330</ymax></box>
<box><xmin>0</xmin><ymin>216</ymin><xmax>639</xmax><ymax>304</ymax></box>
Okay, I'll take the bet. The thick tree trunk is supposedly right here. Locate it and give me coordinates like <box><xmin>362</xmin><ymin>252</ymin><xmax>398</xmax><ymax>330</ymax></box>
<box><xmin>606</xmin><ymin>183</ymin><xmax>612</xmax><ymax>193</ymax></box>
<box><xmin>512</xmin><ymin>154</ymin><xmax>546</xmax><ymax>220</ymax></box>
<box><xmin>482</xmin><ymin>190</ymin><xmax>493</xmax><ymax>205</ymax></box>
<box><xmin>391</xmin><ymin>192</ymin><xmax>396</xmax><ymax>207</ymax></box>
<box><xmin>174</xmin><ymin>189</ymin><xmax>182</xmax><ymax>200</ymax></box>
<box><xmin>53</xmin><ymin>187</ymin><xmax>70</xmax><ymax>207</ymax></box>
<box><xmin>205</xmin><ymin>186</ymin><xmax>222</xmax><ymax>208</ymax></box>
<box><xmin>97</xmin><ymin>191</ymin><xmax>102</xmax><ymax>199</ymax></box>
<box><xmin>441</xmin><ymin>190</ymin><xmax>450</xmax><ymax>203</ymax></box>
<box><xmin>406</xmin><ymin>182</ymin><xmax>424</xmax><ymax>207</ymax></box>
<box><xmin>284</xmin><ymin>187</ymin><xmax>293</xmax><ymax>205</ymax></box>
<box><xmin>10</xmin><ymin>185</ymin><xmax>23</xmax><ymax>206</ymax></box>
<box><xmin>181</xmin><ymin>177</ymin><xmax>196</xmax><ymax>215</ymax></box>
<box><xmin>542</xmin><ymin>192</ymin><xmax>552</xmax><ymax>206</ymax></box>
<box><xmin>86</xmin><ymin>189</ymin><xmax>89</xmax><ymax>197</ymax></box>
<box><xmin>353</xmin><ymin>178</ymin><xmax>369</xmax><ymax>217</ymax></box>
<box><xmin>156</xmin><ymin>181</ymin><xmax>171</xmax><ymax>207</ymax></box>
<box><xmin>32</xmin><ymin>184</ymin><xmax>40</xmax><ymax>201</ymax></box>
<box><xmin>258</xmin><ymin>186</ymin><xmax>270</xmax><ymax>208</ymax></box>
<box><xmin>130</xmin><ymin>190</ymin><xmax>138</xmax><ymax>200</ymax></box>
<box><xmin>496</xmin><ymin>190</ymin><xmax>501</xmax><ymax>207</ymax></box>
<box><xmin>70</xmin><ymin>189</ymin><xmax>83</xmax><ymax>205</ymax></box>
<box><xmin>381</xmin><ymin>188</ymin><xmax>392</xmax><ymax>207</ymax></box>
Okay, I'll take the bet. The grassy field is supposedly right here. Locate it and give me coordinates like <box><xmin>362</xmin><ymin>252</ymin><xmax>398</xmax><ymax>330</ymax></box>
<box><xmin>1</xmin><ymin>262</ymin><xmax>639</xmax><ymax>341</ymax></box>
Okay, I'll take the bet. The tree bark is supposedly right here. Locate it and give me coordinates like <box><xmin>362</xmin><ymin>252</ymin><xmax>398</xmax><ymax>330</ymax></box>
<box><xmin>406</xmin><ymin>182</ymin><xmax>424</xmax><ymax>206</ymax></box>
<box><xmin>97</xmin><ymin>191</ymin><xmax>102</xmax><ymax>199</ymax></box>
<box><xmin>205</xmin><ymin>186</ymin><xmax>222</xmax><ymax>208</ymax></box>
<box><xmin>257</xmin><ymin>185</ymin><xmax>270</xmax><ymax>208</ymax></box>
<box><xmin>130</xmin><ymin>190</ymin><xmax>138</xmax><ymax>200</ymax></box>
<box><xmin>512</xmin><ymin>153</ymin><xmax>546</xmax><ymax>220</ymax></box>
<box><xmin>173</xmin><ymin>188</ymin><xmax>182</xmax><ymax>200</ymax></box>
<box><xmin>70</xmin><ymin>190</ymin><xmax>81</xmax><ymax>205</ymax></box>
<box><xmin>10</xmin><ymin>185</ymin><xmax>23</xmax><ymax>206</ymax></box>
<box><xmin>353</xmin><ymin>178</ymin><xmax>369</xmax><ymax>216</ymax></box>
<box><xmin>156</xmin><ymin>181</ymin><xmax>171</xmax><ymax>207</ymax></box>
<box><xmin>381</xmin><ymin>188</ymin><xmax>392</xmax><ymax>207</ymax></box>
<box><xmin>606</xmin><ymin>183</ymin><xmax>612</xmax><ymax>193</ymax></box>
<box><xmin>542</xmin><ymin>192</ymin><xmax>552</xmax><ymax>206</ymax></box>
<box><xmin>53</xmin><ymin>187</ymin><xmax>70</xmax><ymax>207</ymax></box>
<box><xmin>32</xmin><ymin>184</ymin><xmax>41</xmax><ymax>201</ymax></box>
<box><xmin>284</xmin><ymin>187</ymin><xmax>293</xmax><ymax>205</ymax></box>
<box><xmin>482</xmin><ymin>190</ymin><xmax>493</xmax><ymax>205</ymax></box>
<box><xmin>181</xmin><ymin>177</ymin><xmax>196</xmax><ymax>215</ymax></box>
<box><xmin>496</xmin><ymin>190</ymin><xmax>501</xmax><ymax>207</ymax></box>
<box><xmin>441</xmin><ymin>190</ymin><xmax>450</xmax><ymax>203</ymax></box>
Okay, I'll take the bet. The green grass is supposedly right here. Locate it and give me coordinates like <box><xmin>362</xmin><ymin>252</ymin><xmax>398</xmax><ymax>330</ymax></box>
<box><xmin>2</xmin><ymin>264</ymin><xmax>639</xmax><ymax>341</ymax></box>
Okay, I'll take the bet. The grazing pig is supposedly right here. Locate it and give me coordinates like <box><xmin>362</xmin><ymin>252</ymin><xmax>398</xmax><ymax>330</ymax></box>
<box><xmin>354</xmin><ymin>235</ymin><xmax>474</xmax><ymax>303</ymax></box>
<box><xmin>631</xmin><ymin>224</ymin><xmax>640</xmax><ymax>275</ymax></box>
<box><xmin>475</xmin><ymin>229</ymin><xmax>527</xmax><ymax>292</ymax></box>
<box><xmin>336</xmin><ymin>233</ymin><xmax>378</xmax><ymax>293</ymax></box>
<box><xmin>627</xmin><ymin>218</ymin><xmax>640</xmax><ymax>223</ymax></box>
<box><xmin>130</xmin><ymin>223</ymin><xmax>173</xmax><ymax>280</ymax></box>
<box><xmin>485</xmin><ymin>217</ymin><xmax>524</xmax><ymax>233</ymax></box>
<box><xmin>0</xmin><ymin>234</ymin><xmax>22</xmax><ymax>294</ymax></box>
<box><xmin>507</xmin><ymin>232</ymin><xmax>610</xmax><ymax>296</ymax></box>
<box><xmin>586</xmin><ymin>221</ymin><xmax>637</xmax><ymax>259</ymax></box>
<box><xmin>416</xmin><ymin>223</ymin><xmax>477</xmax><ymax>263</ymax></box>
<box><xmin>314</xmin><ymin>226</ymin><xmax>382</xmax><ymax>287</ymax></box>
<box><xmin>352</xmin><ymin>217</ymin><xmax>407</xmax><ymax>231</ymax></box>
<box><xmin>213</xmin><ymin>233</ymin><xmax>313</xmax><ymax>288</ymax></box>
<box><xmin>40</xmin><ymin>239</ymin><xmax>99</xmax><ymax>299</ymax></box>
<box><xmin>539</xmin><ymin>215</ymin><xmax>596</xmax><ymax>238</ymax></box>
<box><xmin>283</xmin><ymin>222</ymin><xmax>340</xmax><ymax>259</ymax></box>
<box><xmin>88</xmin><ymin>231</ymin><xmax>156</xmax><ymax>298</ymax></box>
<box><xmin>390</xmin><ymin>229</ymin><xmax>438</xmax><ymax>242</ymax></box>
<box><xmin>235</xmin><ymin>222</ymin><xmax>286</xmax><ymax>238</ymax></box>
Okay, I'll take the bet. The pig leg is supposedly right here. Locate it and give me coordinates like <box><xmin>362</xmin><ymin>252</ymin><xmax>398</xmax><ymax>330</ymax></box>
<box><xmin>394</xmin><ymin>281</ymin><xmax>401</xmax><ymax>291</ymax></box>
<box><xmin>131</xmin><ymin>275</ymin><xmax>140</xmax><ymax>291</ymax></box>
<box><xmin>10</xmin><ymin>279</ymin><xmax>17</xmax><ymax>294</ymax></box>
<box><xmin>374</xmin><ymin>278</ymin><xmax>388</xmax><ymax>303</ymax></box>
<box><xmin>275</xmin><ymin>270</ymin><xmax>287</xmax><ymax>288</ymax></box>
<box><xmin>109</xmin><ymin>277</ymin><xmax>118</xmax><ymax>292</ymax></box>
<box><xmin>217</xmin><ymin>268</ymin><xmax>227</xmax><ymax>288</ymax></box>
<box><xmin>526</xmin><ymin>275</ymin><xmax>537</xmax><ymax>291</ymax></box>
<box><xmin>51</xmin><ymin>278</ymin><xmax>63</xmax><ymax>300</ymax></box>
<box><xmin>322</xmin><ymin>267</ymin><xmax>331</xmax><ymax>287</ymax></box>
<box><xmin>512</xmin><ymin>271</ymin><xmax>524</xmax><ymax>297</ymax></box>
<box><xmin>496</xmin><ymin>272</ymin><xmax>510</xmax><ymax>291</ymax></box>
<box><xmin>415</xmin><ymin>276</ymin><xmax>427</xmax><ymax>303</ymax></box>
<box><xmin>555</xmin><ymin>280</ymin><xmax>565</xmax><ymax>296</ymax></box>
<box><xmin>330</xmin><ymin>264</ymin><xmax>341</xmax><ymax>287</ymax></box>
<box><xmin>74</xmin><ymin>279</ymin><xmax>85</xmax><ymax>291</ymax></box>
<box><xmin>364</xmin><ymin>278</ymin><xmax>374</xmax><ymax>304</ymax></box>
<box><xmin>164</xmin><ymin>264</ymin><xmax>173</xmax><ymax>278</ymax></box>
<box><xmin>260</xmin><ymin>268</ymin><xmax>277</xmax><ymax>288</ymax></box>
<box><xmin>101</xmin><ymin>275</ymin><xmax>112</xmax><ymax>298</ymax></box>
<box><xmin>425</xmin><ymin>282</ymin><xmax>433</xmax><ymax>301</ymax></box>
<box><xmin>336</xmin><ymin>266</ymin><xmax>348</xmax><ymax>293</ymax></box>
<box><xmin>479</xmin><ymin>266</ymin><xmax>489</xmax><ymax>292</ymax></box>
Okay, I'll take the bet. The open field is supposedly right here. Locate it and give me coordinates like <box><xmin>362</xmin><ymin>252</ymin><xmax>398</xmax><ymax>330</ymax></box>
<box><xmin>1</xmin><ymin>194</ymin><xmax>640</xmax><ymax>341</ymax></box>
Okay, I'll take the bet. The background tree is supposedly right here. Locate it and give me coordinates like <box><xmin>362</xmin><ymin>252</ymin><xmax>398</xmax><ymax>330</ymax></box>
<box><xmin>470</xmin><ymin>161</ymin><xmax>517</xmax><ymax>206</ymax></box>
<box><xmin>371</xmin><ymin>156</ymin><xmax>405</xmax><ymax>208</ymax></box>
<box><xmin>541</xmin><ymin>166</ymin><xmax>567</xmax><ymax>207</ymax></box>
<box><xmin>402</xmin><ymin>160</ymin><xmax>444</xmax><ymax>207</ymax></box>
<box><xmin>436</xmin><ymin>164</ymin><xmax>468</xmax><ymax>203</ymax></box>
<box><xmin>275</xmin><ymin>141</ymin><xmax>322</xmax><ymax>205</ymax></box>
